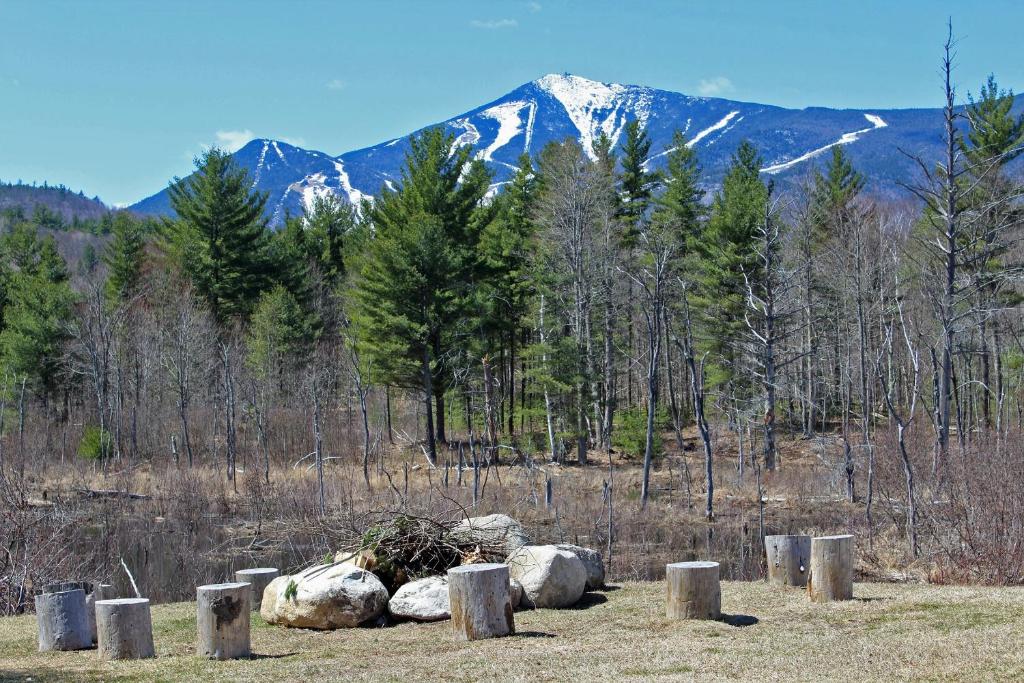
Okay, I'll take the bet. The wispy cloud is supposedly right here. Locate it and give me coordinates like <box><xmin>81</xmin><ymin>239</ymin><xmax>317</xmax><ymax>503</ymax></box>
<box><xmin>326</xmin><ymin>78</ymin><xmax>346</xmax><ymax>91</ymax></box>
<box><xmin>214</xmin><ymin>129</ymin><xmax>256</xmax><ymax>152</ymax></box>
<box><xmin>470</xmin><ymin>18</ymin><xmax>518</xmax><ymax>29</ymax></box>
<box><xmin>279</xmin><ymin>136</ymin><xmax>307</xmax><ymax>148</ymax></box>
<box><xmin>527</xmin><ymin>1</ymin><xmax>542</xmax><ymax>12</ymax></box>
<box><xmin>696</xmin><ymin>76</ymin><xmax>735</xmax><ymax>97</ymax></box>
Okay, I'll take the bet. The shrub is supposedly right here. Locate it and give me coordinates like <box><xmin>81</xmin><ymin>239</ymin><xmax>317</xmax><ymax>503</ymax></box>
<box><xmin>78</xmin><ymin>425</ymin><xmax>112</xmax><ymax>460</ymax></box>
<box><xmin>613</xmin><ymin>408</ymin><xmax>664</xmax><ymax>459</ymax></box>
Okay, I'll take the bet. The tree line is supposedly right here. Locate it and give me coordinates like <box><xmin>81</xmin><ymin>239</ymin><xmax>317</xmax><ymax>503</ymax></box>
<box><xmin>2</xmin><ymin>39</ymin><xmax>1022</xmax><ymax>558</ymax></box>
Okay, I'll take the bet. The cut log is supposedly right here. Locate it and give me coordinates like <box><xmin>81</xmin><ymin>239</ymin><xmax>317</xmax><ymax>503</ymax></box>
<box><xmin>665</xmin><ymin>561</ymin><xmax>721</xmax><ymax>620</ymax></box>
<box><xmin>197</xmin><ymin>582</ymin><xmax>251</xmax><ymax>659</ymax></box>
<box><xmin>86</xmin><ymin>583</ymin><xmax>115</xmax><ymax>644</ymax></box>
<box><xmin>74</xmin><ymin>488</ymin><xmax>151</xmax><ymax>500</ymax></box>
<box><xmin>764</xmin><ymin>534</ymin><xmax>811</xmax><ymax>587</ymax></box>
<box><xmin>35</xmin><ymin>589</ymin><xmax>92</xmax><ymax>651</ymax></box>
<box><xmin>808</xmin><ymin>534</ymin><xmax>854</xmax><ymax>602</ymax></box>
<box><xmin>447</xmin><ymin>563</ymin><xmax>514</xmax><ymax>641</ymax></box>
<box><xmin>95</xmin><ymin>598</ymin><xmax>155</xmax><ymax>660</ymax></box>
<box><xmin>234</xmin><ymin>568</ymin><xmax>279</xmax><ymax>612</ymax></box>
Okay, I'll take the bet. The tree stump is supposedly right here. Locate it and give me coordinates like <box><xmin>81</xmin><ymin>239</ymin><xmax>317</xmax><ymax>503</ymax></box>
<box><xmin>35</xmin><ymin>588</ymin><xmax>92</xmax><ymax>651</ymax></box>
<box><xmin>197</xmin><ymin>582</ymin><xmax>251</xmax><ymax>659</ymax></box>
<box><xmin>86</xmin><ymin>583</ymin><xmax>115</xmax><ymax>644</ymax></box>
<box><xmin>808</xmin><ymin>534</ymin><xmax>854</xmax><ymax>602</ymax></box>
<box><xmin>665</xmin><ymin>561</ymin><xmax>721</xmax><ymax>620</ymax></box>
<box><xmin>95</xmin><ymin>598</ymin><xmax>155</xmax><ymax>660</ymax></box>
<box><xmin>447</xmin><ymin>563</ymin><xmax>514</xmax><ymax>641</ymax></box>
<box><xmin>234</xmin><ymin>568</ymin><xmax>279</xmax><ymax>612</ymax></box>
<box><xmin>765</xmin><ymin>535</ymin><xmax>811</xmax><ymax>587</ymax></box>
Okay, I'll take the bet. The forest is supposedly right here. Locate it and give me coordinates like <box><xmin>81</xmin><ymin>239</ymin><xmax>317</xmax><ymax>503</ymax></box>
<box><xmin>2</xmin><ymin>39</ymin><xmax>1024</xmax><ymax>614</ymax></box>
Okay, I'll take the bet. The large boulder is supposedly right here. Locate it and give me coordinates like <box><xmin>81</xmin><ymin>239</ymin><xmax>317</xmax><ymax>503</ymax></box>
<box><xmin>450</xmin><ymin>514</ymin><xmax>531</xmax><ymax>558</ymax></box>
<box><xmin>260</xmin><ymin>563</ymin><xmax>388</xmax><ymax>629</ymax></box>
<box><xmin>506</xmin><ymin>545</ymin><xmax>587</xmax><ymax>608</ymax></box>
<box><xmin>387</xmin><ymin>575</ymin><xmax>524</xmax><ymax>621</ymax></box>
<box><xmin>509</xmin><ymin>577</ymin><xmax>524</xmax><ymax>610</ymax></box>
<box><xmin>388</xmin><ymin>576</ymin><xmax>449</xmax><ymax>622</ymax></box>
<box><xmin>556</xmin><ymin>544</ymin><xmax>605</xmax><ymax>589</ymax></box>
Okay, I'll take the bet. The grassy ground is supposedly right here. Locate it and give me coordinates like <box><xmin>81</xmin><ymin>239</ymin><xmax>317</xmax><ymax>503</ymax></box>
<box><xmin>2</xmin><ymin>581</ymin><xmax>1023</xmax><ymax>682</ymax></box>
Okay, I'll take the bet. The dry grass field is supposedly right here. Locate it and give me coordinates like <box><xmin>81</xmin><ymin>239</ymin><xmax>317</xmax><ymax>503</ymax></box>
<box><xmin>3</xmin><ymin>580</ymin><xmax>1024</xmax><ymax>682</ymax></box>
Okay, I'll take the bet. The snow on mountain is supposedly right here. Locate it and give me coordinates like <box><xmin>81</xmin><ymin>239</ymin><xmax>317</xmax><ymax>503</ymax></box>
<box><xmin>762</xmin><ymin>112</ymin><xmax>889</xmax><ymax>174</ymax></box>
<box><xmin>131</xmin><ymin>73</ymin><xmax>974</xmax><ymax>226</ymax></box>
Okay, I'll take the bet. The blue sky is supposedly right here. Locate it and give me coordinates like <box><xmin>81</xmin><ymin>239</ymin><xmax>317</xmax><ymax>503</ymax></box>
<box><xmin>1</xmin><ymin>0</ymin><xmax>1021</xmax><ymax>206</ymax></box>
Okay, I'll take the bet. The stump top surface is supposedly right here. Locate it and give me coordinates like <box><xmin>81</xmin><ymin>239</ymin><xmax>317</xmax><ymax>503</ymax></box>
<box><xmin>765</xmin><ymin>534</ymin><xmax>811</xmax><ymax>540</ymax></box>
<box><xmin>666</xmin><ymin>561</ymin><xmax>719</xmax><ymax>570</ymax></box>
<box><xmin>95</xmin><ymin>598</ymin><xmax>149</xmax><ymax>606</ymax></box>
<box><xmin>235</xmin><ymin>567</ymin><xmax>279</xmax><ymax>576</ymax></box>
<box><xmin>38</xmin><ymin>588</ymin><xmax>86</xmax><ymax>598</ymax></box>
<box><xmin>448</xmin><ymin>563</ymin><xmax>507</xmax><ymax>575</ymax></box>
<box><xmin>813</xmin><ymin>534</ymin><xmax>854</xmax><ymax>541</ymax></box>
<box><xmin>198</xmin><ymin>582</ymin><xmax>251</xmax><ymax>591</ymax></box>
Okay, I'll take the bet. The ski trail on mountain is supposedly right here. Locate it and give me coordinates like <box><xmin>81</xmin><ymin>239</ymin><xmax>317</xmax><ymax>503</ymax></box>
<box><xmin>477</xmin><ymin>101</ymin><xmax>530</xmax><ymax>162</ymax></box>
<box><xmin>641</xmin><ymin>110</ymin><xmax>740</xmax><ymax>169</ymax></box>
<box><xmin>762</xmin><ymin>113</ymin><xmax>888</xmax><ymax>174</ymax></box>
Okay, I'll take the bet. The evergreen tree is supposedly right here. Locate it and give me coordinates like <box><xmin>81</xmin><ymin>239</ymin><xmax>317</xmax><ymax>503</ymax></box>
<box><xmin>652</xmin><ymin>131</ymin><xmax>706</xmax><ymax>254</ymax></box>
<box><xmin>617</xmin><ymin>119</ymin><xmax>657</xmax><ymax>244</ymax></box>
<box><xmin>0</xmin><ymin>225</ymin><xmax>75</xmax><ymax>396</ymax></box>
<box><xmin>103</xmin><ymin>212</ymin><xmax>147</xmax><ymax>302</ymax></box>
<box><xmin>165</xmin><ymin>148</ymin><xmax>274</xmax><ymax>323</ymax></box>
<box><xmin>478</xmin><ymin>154</ymin><xmax>538</xmax><ymax>435</ymax></box>
<box><xmin>304</xmin><ymin>194</ymin><xmax>354</xmax><ymax>285</ymax></box>
<box><xmin>696</xmin><ymin>140</ymin><xmax>768</xmax><ymax>387</ymax></box>
<box><xmin>246</xmin><ymin>284</ymin><xmax>314</xmax><ymax>379</ymax></box>
<box><xmin>963</xmin><ymin>75</ymin><xmax>1024</xmax><ymax>167</ymax></box>
<box><xmin>352</xmin><ymin>127</ymin><xmax>491</xmax><ymax>461</ymax></box>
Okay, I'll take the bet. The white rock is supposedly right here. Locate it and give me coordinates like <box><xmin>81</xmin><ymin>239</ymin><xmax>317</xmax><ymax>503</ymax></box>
<box><xmin>451</xmin><ymin>514</ymin><xmax>531</xmax><ymax>557</ymax></box>
<box><xmin>260</xmin><ymin>562</ymin><xmax>388</xmax><ymax>629</ymax></box>
<box><xmin>509</xmin><ymin>578</ymin><xmax>523</xmax><ymax>610</ymax></box>
<box><xmin>506</xmin><ymin>545</ymin><xmax>587</xmax><ymax>608</ymax></box>
<box><xmin>555</xmin><ymin>544</ymin><xmax>605</xmax><ymax>589</ymax></box>
<box><xmin>386</xmin><ymin>574</ymin><xmax>524</xmax><ymax>621</ymax></box>
<box><xmin>388</xmin><ymin>576</ymin><xmax>450</xmax><ymax>622</ymax></box>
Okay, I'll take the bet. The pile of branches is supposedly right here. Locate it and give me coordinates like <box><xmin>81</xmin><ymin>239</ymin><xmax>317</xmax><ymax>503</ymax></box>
<box><xmin>334</xmin><ymin>513</ymin><xmax>498</xmax><ymax>593</ymax></box>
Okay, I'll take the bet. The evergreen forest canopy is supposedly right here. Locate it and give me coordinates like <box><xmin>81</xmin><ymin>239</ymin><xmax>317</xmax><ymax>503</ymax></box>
<box><xmin>3</xmin><ymin>34</ymin><xmax>1024</xmax><ymax>568</ymax></box>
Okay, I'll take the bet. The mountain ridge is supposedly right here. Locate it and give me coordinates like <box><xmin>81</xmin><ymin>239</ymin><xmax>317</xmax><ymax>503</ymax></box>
<box><xmin>131</xmin><ymin>73</ymin><xmax>1004</xmax><ymax>225</ymax></box>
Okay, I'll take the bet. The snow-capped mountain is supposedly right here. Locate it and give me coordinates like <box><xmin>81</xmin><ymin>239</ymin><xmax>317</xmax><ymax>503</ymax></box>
<box><xmin>131</xmin><ymin>74</ymin><xmax>976</xmax><ymax>225</ymax></box>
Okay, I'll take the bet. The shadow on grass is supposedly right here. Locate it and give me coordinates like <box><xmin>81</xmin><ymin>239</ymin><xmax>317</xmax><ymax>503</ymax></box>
<box><xmin>720</xmin><ymin>613</ymin><xmax>759</xmax><ymax>627</ymax></box>
<box><xmin>0</xmin><ymin>668</ymin><xmax>97</xmax><ymax>683</ymax></box>
<box><xmin>249</xmin><ymin>652</ymin><xmax>299</xmax><ymax>659</ymax></box>
<box><xmin>513</xmin><ymin>630</ymin><xmax>556</xmax><ymax>639</ymax></box>
<box><xmin>854</xmin><ymin>597</ymin><xmax>894</xmax><ymax>603</ymax></box>
<box><xmin>566</xmin><ymin>593</ymin><xmax>609</xmax><ymax>610</ymax></box>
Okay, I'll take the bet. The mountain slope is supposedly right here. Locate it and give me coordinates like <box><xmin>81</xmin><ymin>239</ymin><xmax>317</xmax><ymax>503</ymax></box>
<box><xmin>131</xmin><ymin>74</ymin><xmax>978</xmax><ymax>226</ymax></box>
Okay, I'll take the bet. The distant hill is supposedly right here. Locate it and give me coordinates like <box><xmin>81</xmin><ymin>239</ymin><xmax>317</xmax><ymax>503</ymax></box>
<box><xmin>133</xmin><ymin>73</ymin><xmax>1021</xmax><ymax>227</ymax></box>
<box><xmin>0</xmin><ymin>182</ymin><xmax>112</xmax><ymax>227</ymax></box>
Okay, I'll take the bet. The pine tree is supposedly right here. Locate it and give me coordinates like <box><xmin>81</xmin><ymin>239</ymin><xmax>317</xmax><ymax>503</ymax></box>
<box><xmin>0</xmin><ymin>225</ymin><xmax>75</xmax><ymax>396</ymax></box>
<box><xmin>478</xmin><ymin>154</ymin><xmax>538</xmax><ymax>434</ymax></box>
<box><xmin>653</xmin><ymin>131</ymin><xmax>706</xmax><ymax>253</ymax></box>
<box><xmin>351</xmin><ymin>127</ymin><xmax>491</xmax><ymax>462</ymax></box>
<box><xmin>617</xmin><ymin>119</ymin><xmax>657</xmax><ymax>244</ymax></box>
<box><xmin>696</xmin><ymin>140</ymin><xmax>768</xmax><ymax>388</ymax></box>
<box><xmin>103</xmin><ymin>212</ymin><xmax>147</xmax><ymax>303</ymax></box>
<box><xmin>246</xmin><ymin>284</ymin><xmax>314</xmax><ymax>379</ymax></box>
<box><xmin>165</xmin><ymin>148</ymin><xmax>274</xmax><ymax>323</ymax></box>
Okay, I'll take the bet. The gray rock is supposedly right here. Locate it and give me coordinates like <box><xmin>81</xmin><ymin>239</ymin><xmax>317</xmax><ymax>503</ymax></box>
<box><xmin>388</xmin><ymin>576</ymin><xmax>450</xmax><ymax>622</ymax></box>
<box><xmin>506</xmin><ymin>545</ymin><xmax>587</xmax><ymax>608</ymax></box>
<box><xmin>451</xmin><ymin>514</ymin><xmax>531</xmax><ymax>557</ymax></box>
<box><xmin>261</xmin><ymin>562</ymin><xmax>388</xmax><ymax>629</ymax></box>
<box><xmin>387</xmin><ymin>574</ymin><xmax>525</xmax><ymax>621</ymax></box>
<box><xmin>509</xmin><ymin>577</ymin><xmax>524</xmax><ymax>610</ymax></box>
<box><xmin>555</xmin><ymin>544</ymin><xmax>605</xmax><ymax>589</ymax></box>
